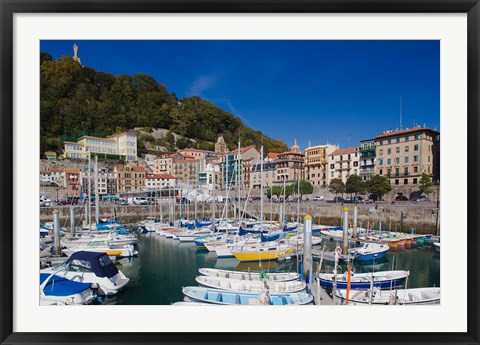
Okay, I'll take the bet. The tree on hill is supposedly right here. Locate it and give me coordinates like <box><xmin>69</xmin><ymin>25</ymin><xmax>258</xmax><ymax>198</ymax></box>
<box><xmin>367</xmin><ymin>174</ymin><xmax>392</xmax><ymax>200</ymax></box>
<box><xmin>39</xmin><ymin>52</ymin><xmax>288</xmax><ymax>155</ymax></box>
<box><xmin>419</xmin><ymin>173</ymin><xmax>434</xmax><ymax>199</ymax></box>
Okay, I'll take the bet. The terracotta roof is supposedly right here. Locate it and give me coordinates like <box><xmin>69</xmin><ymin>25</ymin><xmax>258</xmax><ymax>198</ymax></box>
<box><xmin>132</xmin><ymin>166</ymin><xmax>145</xmax><ymax>172</ymax></box>
<box><xmin>267</xmin><ymin>152</ymin><xmax>278</xmax><ymax>159</ymax></box>
<box><xmin>330</xmin><ymin>148</ymin><xmax>357</xmax><ymax>156</ymax></box>
<box><xmin>40</xmin><ymin>170</ymin><xmax>50</xmax><ymax>174</ymax></box>
<box><xmin>229</xmin><ymin>145</ymin><xmax>257</xmax><ymax>154</ymax></box>
<box><xmin>115</xmin><ymin>165</ymin><xmax>124</xmax><ymax>171</ymax></box>
<box><xmin>180</xmin><ymin>148</ymin><xmax>213</xmax><ymax>153</ymax></box>
<box><xmin>147</xmin><ymin>173</ymin><xmax>176</xmax><ymax>180</ymax></box>
<box><xmin>64</xmin><ymin>169</ymin><xmax>80</xmax><ymax>174</ymax></box>
<box><xmin>50</xmin><ymin>168</ymin><xmax>64</xmax><ymax>173</ymax></box>
<box><xmin>376</xmin><ymin>127</ymin><xmax>439</xmax><ymax>139</ymax></box>
<box><xmin>182</xmin><ymin>154</ymin><xmax>196</xmax><ymax>159</ymax></box>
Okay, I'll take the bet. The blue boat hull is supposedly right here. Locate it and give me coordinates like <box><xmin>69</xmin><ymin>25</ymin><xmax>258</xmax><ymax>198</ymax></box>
<box><xmin>355</xmin><ymin>251</ymin><xmax>387</xmax><ymax>261</ymax></box>
<box><xmin>319</xmin><ymin>277</ymin><xmax>407</xmax><ymax>290</ymax></box>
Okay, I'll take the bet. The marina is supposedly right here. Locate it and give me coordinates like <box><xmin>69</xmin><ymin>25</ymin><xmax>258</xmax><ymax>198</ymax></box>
<box><xmin>39</xmin><ymin>224</ymin><xmax>439</xmax><ymax>305</ymax></box>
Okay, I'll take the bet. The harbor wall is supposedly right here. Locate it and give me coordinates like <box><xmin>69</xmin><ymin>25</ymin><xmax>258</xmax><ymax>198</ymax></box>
<box><xmin>40</xmin><ymin>202</ymin><xmax>440</xmax><ymax>235</ymax></box>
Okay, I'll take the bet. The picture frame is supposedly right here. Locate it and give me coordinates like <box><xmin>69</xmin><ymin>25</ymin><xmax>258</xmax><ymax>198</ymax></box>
<box><xmin>1</xmin><ymin>1</ymin><xmax>479</xmax><ymax>344</ymax></box>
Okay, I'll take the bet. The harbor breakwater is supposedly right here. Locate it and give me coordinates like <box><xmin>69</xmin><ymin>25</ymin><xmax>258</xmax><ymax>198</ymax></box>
<box><xmin>40</xmin><ymin>202</ymin><xmax>439</xmax><ymax>234</ymax></box>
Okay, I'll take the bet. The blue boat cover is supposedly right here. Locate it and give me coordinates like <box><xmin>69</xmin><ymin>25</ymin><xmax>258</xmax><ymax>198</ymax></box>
<box><xmin>40</xmin><ymin>273</ymin><xmax>91</xmax><ymax>296</ymax></box>
<box><xmin>260</xmin><ymin>232</ymin><xmax>285</xmax><ymax>242</ymax></box>
<box><xmin>238</xmin><ymin>227</ymin><xmax>247</xmax><ymax>236</ymax></box>
<box><xmin>65</xmin><ymin>251</ymin><xmax>119</xmax><ymax>278</ymax></box>
<box><xmin>195</xmin><ymin>219</ymin><xmax>212</xmax><ymax>228</ymax></box>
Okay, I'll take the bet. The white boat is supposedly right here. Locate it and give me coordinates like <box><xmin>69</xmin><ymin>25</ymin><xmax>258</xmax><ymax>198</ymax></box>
<box><xmin>62</xmin><ymin>241</ymin><xmax>138</xmax><ymax>258</ymax></box>
<box><xmin>318</xmin><ymin>270</ymin><xmax>409</xmax><ymax>290</ymax></box>
<box><xmin>199</xmin><ymin>268</ymin><xmax>300</xmax><ymax>282</ymax></box>
<box><xmin>182</xmin><ymin>286</ymin><xmax>313</xmax><ymax>305</ymax></box>
<box><xmin>40</xmin><ymin>273</ymin><xmax>97</xmax><ymax>305</ymax></box>
<box><xmin>41</xmin><ymin>251</ymin><xmax>129</xmax><ymax>296</ymax></box>
<box><xmin>335</xmin><ymin>287</ymin><xmax>441</xmax><ymax>305</ymax></box>
<box><xmin>196</xmin><ymin>275</ymin><xmax>306</xmax><ymax>293</ymax></box>
<box><xmin>433</xmin><ymin>242</ymin><xmax>440</xmax><ymax>252</ymax></box>
<box><xmin>172</xmin><ymin>301</ymin><xmax>214</xmax><ymax>306</ymax></box>
<box><xmin>348</xmin><ymin>243</ymin><xmax>389</xmax><ymax>261</ymax></box>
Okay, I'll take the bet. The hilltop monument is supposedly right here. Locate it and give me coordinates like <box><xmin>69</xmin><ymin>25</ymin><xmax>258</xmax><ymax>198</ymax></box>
<box><xmin>73</xmin><ymin>43</ymin><xmax>81</xmax><ymax>64</ymax></box>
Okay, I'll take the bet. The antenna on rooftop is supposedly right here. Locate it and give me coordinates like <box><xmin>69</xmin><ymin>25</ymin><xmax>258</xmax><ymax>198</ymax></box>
<box><xmin>400</xmin><ymin>97</ymin><xmax>403</xmax><ymax>130</ymax></box>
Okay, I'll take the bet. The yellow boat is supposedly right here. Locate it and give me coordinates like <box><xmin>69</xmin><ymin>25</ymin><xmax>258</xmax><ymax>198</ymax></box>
<box><xmin>232</xmin><ymin>247</ymin><xmax>295</xmax><ymax>262</ymax></box>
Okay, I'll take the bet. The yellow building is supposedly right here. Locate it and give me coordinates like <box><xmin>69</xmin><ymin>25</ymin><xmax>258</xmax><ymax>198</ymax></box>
<box><xmin>375</xmin><ymin>126</ymin><xmax>439</xmax><ymax>186</ymax></box>
<box><xmin>63</xmin><ymin>131</ymin><xmax>137</xmax><ymax>161</ymax></box>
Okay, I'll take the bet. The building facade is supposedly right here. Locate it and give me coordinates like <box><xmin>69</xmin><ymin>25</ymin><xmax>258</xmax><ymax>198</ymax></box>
<box><xmin>115</xmin><ymin>165</ymin><xmax>146</xmax><ymax>192</ymax></box>
<box><xmin>328</xmin><ymin>148</ymin><xmax>361</xmax><ymax>184</ymax></box>
<box><xmin>145</xmin><ymin>174</ymin><xmax>176</xmax><ymax>189</ymax></box>
<box><xmin>272</xmin><ymin>142</ymin><xmax>304</xmax><ymax>186</ymax></box>
<box><xmin>172</xmin><ymin>159</ymin><xmax>200</xmax><ymax>186</ymax></box>
<box><xmin>359</xmin><ymin>139</ymin><xmax>376</xmax><ymax>181</ymax></box>
<box><xmin>304</xmin><ymin>144</ymin><xmax>338</xmax><ymax>187</ymax></box>
<box><xmin>375</xmin><ymin>127</ymin><xmax>439</xmax><ymax>186</ymax></box>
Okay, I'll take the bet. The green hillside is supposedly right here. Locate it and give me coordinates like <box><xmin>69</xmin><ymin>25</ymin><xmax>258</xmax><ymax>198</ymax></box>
<box><xmin>40</xmin><ymin>53</ymin><xmax>287</xmax><ymax>156</ymax></box>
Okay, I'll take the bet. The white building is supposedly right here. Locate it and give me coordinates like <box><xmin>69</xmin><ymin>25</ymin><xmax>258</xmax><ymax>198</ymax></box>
<box><xmin>328</xmin><ymin>147</ymin><xmax>361</xmax><ymax>184</ymax></box>
<box><xmin>145</xmin><ymin>173</ymin><xmax>176</xmax><ymax>189</ymax></box>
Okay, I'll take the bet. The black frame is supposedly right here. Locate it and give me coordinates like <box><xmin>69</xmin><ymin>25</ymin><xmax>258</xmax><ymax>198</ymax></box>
<box><xmin>1</xmin><ymin>1</ymin><xmax>479</xmax><ymax>344</ymax></box>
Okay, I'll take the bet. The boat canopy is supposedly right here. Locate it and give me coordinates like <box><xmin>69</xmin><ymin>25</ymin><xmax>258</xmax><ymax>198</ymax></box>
<box><xmin>65</xmin><ymin>251</ymin><xmax>119</xmax><ymax>278</ymax></box>
<box><xmin>40</xmin><ymin>273</ymin><xmax>91</xmax><ymax>296</ymax></box>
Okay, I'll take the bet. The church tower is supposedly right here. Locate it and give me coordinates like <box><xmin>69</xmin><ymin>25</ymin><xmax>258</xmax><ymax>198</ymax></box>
<box><xmin>291</xmin><ymin>138</ymin><xmax>301</xmax><ymax>153</ymax></box>
<box><xmin>215</xmin><ymin>136</ymin><xmax>228</xmax><ymax>155</ymax></box>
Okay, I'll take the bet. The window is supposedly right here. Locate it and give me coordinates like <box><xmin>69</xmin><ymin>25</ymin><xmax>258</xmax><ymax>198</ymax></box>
<box><xmin>405</xmin><ymin>136</ymin><xmax>409</xmax><ymax>142</ymax></box>
<box><xmin>379</xmin><ymin>169</ymin><xmax>383</xmax><ymax>175</ymax></box>
<box><xmin>395</xmin><ymin>157</ymin><xmax>400</xmax><ymax>164</ymax></box>
<box><xmin>413</xmin><ymin>178</ymin><xmax>418</xmax><ymax>184</ymax></box>
<box><xmin>379</xmin><ymin>158</ymin><xmax>383</xmax><ymax>165</ymax></box>
<box><xmin>353</xmin><ymin>161</ymin><xmax>358</xmax><ymax>167</ymax></box>
<box><xmin>379</xmin><ymin>149</ymin><xmax>383</xmax><ymax>155</ymax></box>
<box><xmin>388</xmin><ymin>139</ymin><xmax>391</xmax><ymax>144</ymax></box>
<box><xmin>428</xmin><ymin>156</ymin><xmax>431</xmax><ymax>162</ymax></box>
<box><xmin>415</xmin><ymin>134</ymin><xmax>420</xmax><ymax>140</ymax></box>
<box><xmin>414</xmin><ymin>166</ymin><xmax>418</xmax><ymax>173</ymax></box>
<box><xmin>395</xmin><ymin>168</ymin><xmax>400</xmax><ymax>176</ymax></box>
<box><xmin>396</xmin><ymin>138</ymin><xmax>400</xmax><ymax>143</ymax></box>
<box><xmin>404</xmin><ymin>179</ymin><xmax>408</xmax><ymax>185</ymax></box>
<box><xmin>395</xmin><ymin>179</ymin><xmax>399</xmax><ymax>185</ymax></box>
<box><xmin>404</xmin><ymin>167</ymin><xmax>409</xmax><ymax>175</ymax></box>
<box><xmin>379</xmin><ymin>140</ymin><xmax>383</xmax><ymax>145</ymax></box>
<box><xmin>414</xmin><ymin>144</ymin><xmax>419</xmax><ymax>151</ymax></box>
<box><xmin>387</xmin><ymin>148</ymin><xmax>392</xmax><ymax>154</ymax></box>
<box><xmin>387</xmin><ymin>158</ymin><xmax>391</xmax><ymax>164</ymax></box>
<box><xmin>396</xmin><ymin>147</ymin><xmax>400</xmax><ymax>153</ymax></box>
<box><xmin>414</xmin><ymin>156</ymin><xmax>419</xmax><ymax>162</ymax></box>
<box><xmin>405</xmin><ymin>157</ymin><xmax>409</xmax><ymax>163</ymax></box>
<box><xmin>405</xmin><ymin>146</ymin><xmax>409</xmax><ymax>153</ymax></box>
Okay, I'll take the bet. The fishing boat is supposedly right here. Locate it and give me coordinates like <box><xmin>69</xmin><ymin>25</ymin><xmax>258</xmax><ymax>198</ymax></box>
<box><xmin>335</xmin><ymin>287</ymin><xmax>440</xmax><ymax>305</ymax></box>
<box><xmin>317</xmin><ymin>270</ymin><xmax>409</xmax><ymax>290</ymax></box>
<box><xmin>41</xmin><ymin>251</ymin><xmax>129</xmax><ymax>296</ymax></box>
<box><xmin>231</xmin><ymin>242</ymin><xmax>296</xmax><ymax>262</ymax></box>
<box><xmin>182</xmin><ymin>286</ymin><xmax>314</xmax><ymax>305</ymax></box>
<box><xmin>195</xmin><ymin>275</ymin><xmax>306</xmax><ymax>293</ymax></box>
<box><xmin>40</xmin><ymin>273</ymin><xmax>97</xmax><ymax>305</ymax></box>
<box><xmin>348</xmin><ymin>243</ymin><xmax>389</xmax><ymax>261</ymax></box>
<box><xmin>199</xmin><ymin>268</ymin><xmax>300</xmax><ymax>282</ymax></box>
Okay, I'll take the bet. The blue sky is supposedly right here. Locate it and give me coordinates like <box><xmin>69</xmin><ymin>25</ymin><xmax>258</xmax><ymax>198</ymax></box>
<box><xmin>40</xmin><ymin>40</ymin><xmax>440</xmax><ymax>150</ymax></box>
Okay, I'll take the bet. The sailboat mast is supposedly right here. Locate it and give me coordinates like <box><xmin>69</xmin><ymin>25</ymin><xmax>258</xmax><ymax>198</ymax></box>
<box><xmin>237</xmin><ymin>139</ymin><xmax>241</xmax><ymax>225</ymax></box>
<box><xmin>260</xmin><ymin>146</ymin><xmax>264</xmax><ymax>231</ymax></box>
<box><xmin>88</xmin><ymin>152</ymin><xmax>92</xmax><ymax>228</ymax></box>
<box><xmin>95</xmin><ymin>155</ymin><xmax>99</xmax><ymax>224</ymax></box>
<box><xmin>225</xmin><ymin>153</ymin><xmax>229</xmax><ymax>224</ymax></box>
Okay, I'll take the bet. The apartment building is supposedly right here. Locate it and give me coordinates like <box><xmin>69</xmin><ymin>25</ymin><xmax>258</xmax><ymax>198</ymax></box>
<box><xmin>375</xmin><ymin>126</ymin><xmax>439</xmax><ymax>186</ymax></box>
<box><xmin>359</xmin><ymin>139</ymin><xmax>376</xmax><ymax>181</ymax></box>
<box><xmin>178</xmin><ymin>148</ymin><xmax>216</xmax><ymax>160</ymax></box>
<box><xmin>145</xmin><ymin>173</ymin><xmax>176</xmax><ymax>189</ymax></box>
<box><xmin>328</xmin><ymin>148</ymin><xmax>360</xmax><ymax>184</ymax></box>
<box><xmin>115</xmin><ymin>165</ymin><xmax>146</xmax><ymax>192</ymax></box>
<box><xmin>64</xmin><ymin>169</ymin><xmax>81</xmax><ymax>198</ymax></box>
<box><xmin>172</xmin><ymin>158</ymin><xmax>201</xmax><ymax>187</ymax></box>
<box><xmin>304</xmin><ymin>144</ymin><xmax>338</xmax><ymax>187</ymax></box>
<box><xmin>272</xmin><ymin>141</ymin><xmax>304</xmax><ymax>186</ymax></box>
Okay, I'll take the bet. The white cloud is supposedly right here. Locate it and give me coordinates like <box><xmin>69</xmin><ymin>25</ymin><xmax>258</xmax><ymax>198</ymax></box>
<box><xmin>188</xmin><ymin>75</ymin><xmax>217</xmax><ymax>96</ymax></box>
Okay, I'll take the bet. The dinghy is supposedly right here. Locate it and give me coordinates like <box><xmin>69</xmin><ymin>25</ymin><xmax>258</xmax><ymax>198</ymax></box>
<box><xmin>182</xmin><ymin>286</ymin><xmax>313</xmax><ymax>305</ymax></box>
<box><xmin>348</xmin><ymin>243</ymin><xmax>389</xmax><ymax>261</ymax></box>
<box><xmin>317</xmin><ymin>270</ymin><xmax>409</xmax><ymax>290</ymax></box>
<box><xmin>335</xmin><ymin>287</ymin><xmax>440</xmax><ymax>305</ymax></box>
<box><xmin>199</xmin><ymin>268</ymin><xmax>300</xmax><ymax>282</ymax></box>
<box><xmin>195</xmin><ymin>275</ymin><xmax>306</xmax><ymax>293</ymax></box>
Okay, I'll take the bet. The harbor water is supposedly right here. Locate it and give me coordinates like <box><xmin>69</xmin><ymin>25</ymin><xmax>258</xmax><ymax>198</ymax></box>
<box><xmin>105</xmin><ymin>231</ymin><xmax>440</xmax><ymax>305</ymax></box>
